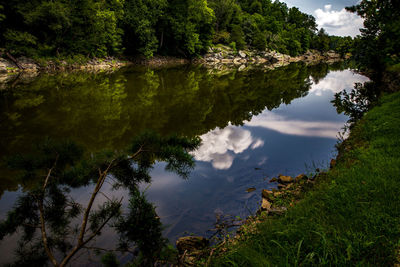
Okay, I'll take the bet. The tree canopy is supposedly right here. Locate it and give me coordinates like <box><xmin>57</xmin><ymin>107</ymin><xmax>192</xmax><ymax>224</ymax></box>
<box><xmin>0</xmin><ymin>0</ymin><xmax>352</xmax><ymax>58</ymax></box>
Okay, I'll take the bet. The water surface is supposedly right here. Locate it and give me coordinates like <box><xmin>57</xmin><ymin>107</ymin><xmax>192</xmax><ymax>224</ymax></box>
<box><xmin>0</xmin><ymin>62</ymin><xmax>368</xmax><ymax>264</ymax></box>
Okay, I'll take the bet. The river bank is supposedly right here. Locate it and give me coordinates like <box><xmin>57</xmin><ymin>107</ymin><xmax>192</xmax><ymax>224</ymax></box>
<box><xmin>187</xmin><ymin>89</ymin><xmax>400</xmax><ymax>266</ymax></box>
<box><xmin>0</xmin><ymin>47</ymin><xmax>344</xmax><ymax>86</ymax></box>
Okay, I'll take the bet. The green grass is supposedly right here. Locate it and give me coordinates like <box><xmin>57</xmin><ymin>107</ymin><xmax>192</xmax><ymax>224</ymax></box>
<box><xmin>210</xmin><ymin>92</ymin><xmax>400</xmax><ymax>266</ymax></box>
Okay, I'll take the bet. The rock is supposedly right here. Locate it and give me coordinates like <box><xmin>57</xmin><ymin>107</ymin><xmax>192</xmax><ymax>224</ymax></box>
<box><xmin>238</xmin><ymin>65</ymin><xmax>246</xmax><ymax>71</ymax></box>
<box><xmin>273</xmin><ymin>191</ymin><xmax>283</xmax><ymax>197</ymax></box>
<box><xmin>295</xmin><ymin>174</ymin><xmax>308</xmax><ymax>182</ymax></box>
<box><xmin>269</xmin><ymin>177</ymin><xmax>278</xmax><ymax>183</ymax></box>
<box><xmin>176</xmin><ymin>236</ymin><xmax>209</xmax><ymax>253</ymax></box>
<box><xmin>277</xmin><ymin>183</ymin><xmax>286</xmax><ymax>189</ymax></box>
<box><xmin>278</xmin><ymin>175</ymin><xmax>294</xmax><ymax>183</ymax></box>
<box><xmin>0</xmin><ymin>58</ymin><xmax>18</xmax><ymax>73</ymax></box>
<box><xmin>261</xmin><ymin>198</ymin><xmax>271</xmax><ymax>211</ymax></box>
<box><xmin>246</xmin><ymin>187</ymin><xmax>256</xmax><ymax>193</ymax></box>
<box><xmin>221</xmin><ymin>58</ymin><xmax>233</xmax><ymax>63</ymax></box>
<box><xmin>17</xmin><ymin>57</ymin><xmax>39</xmax><ymax>72</ymax></box>
<box><xmin>233</xmin><ymin>57</ymin><xmax>242</xmax><ymax>64</ymax></box>
<box><xmin>262</xmin><ymin>189</ymin><xmax>273</xmax><ymax>199</ymax></box>
<box><xmin>238</xmin><ymin>50</ymin><xmax>246</xmax><ymax>58</ymax></box>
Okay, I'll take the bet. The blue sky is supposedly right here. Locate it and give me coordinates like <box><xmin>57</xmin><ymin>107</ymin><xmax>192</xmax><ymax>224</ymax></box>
<box><xmin>280</xmin><ymin>0</ymin><xmax>364</xmax><ymax>37</ymax></box>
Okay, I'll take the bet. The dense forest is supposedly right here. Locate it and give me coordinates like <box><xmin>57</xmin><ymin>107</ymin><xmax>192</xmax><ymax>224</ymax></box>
<box><xmin>0</xmin><ymin>0</ymin><xmax>353</xmax><ymax>59</ymax></box>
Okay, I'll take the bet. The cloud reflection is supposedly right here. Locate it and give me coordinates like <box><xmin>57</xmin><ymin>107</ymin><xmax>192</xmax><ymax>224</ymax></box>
<box><xmin>247</xmin><ymin>112</ymin><xmax>344</xmax><ymax>139</ymax></box>
<box><xmin>310</xmin><ymin>71</ymin><xmax>369</xmax><ymax>96</ymax></box>
<box><xmin>194</xmin><ymin>126</ymin><xmax>264</xmax><ymax>170</ymax></box>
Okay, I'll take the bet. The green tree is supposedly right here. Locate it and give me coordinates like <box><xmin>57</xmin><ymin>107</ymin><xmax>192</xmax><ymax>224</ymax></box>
<box><xmin>123</xmin><ymin>0</ymin><xmax>167</xmax><ymax>57</ymax></box>
<box><xmin>346</xmin><ymin>0</ymin><xmax>400</xmax><ymax>72</ymax></box>
<box><xmin>230</xmin><ymin>24</ymin><xmax>246</xmax><ymax>50</ymax></box>
<box><xmin>161</xmin><ymin>0</ymin><xmax>215</xmax><ymax>57</ymax></box>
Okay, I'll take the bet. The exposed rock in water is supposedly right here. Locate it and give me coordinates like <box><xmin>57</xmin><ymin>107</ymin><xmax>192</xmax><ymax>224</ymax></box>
<box><xmin>262</xmin><ymin>189</ymin><xmax>273</xmax><ymax>199</ymax></box>
<box><xmin>238</xmin><ymin>50</ymin><xmax>247</xmax><ymax>58</ymax></box>
<box><xmin>269</xmin><ymin>177</ymin><xmax>278</xmax><ymax>183</ymax></box>
<box><xmin>176</xmin><ymin>236</ymin><xmax>209</xmax><ymax>254</ymax></box>
<box><xmin>277</xmin><ymin>183</ymin><xmax>287</xmax><ymax>189</ymax></box>
<box><xmin>246</xmin><ymin>187</ymin><xmax>256</xmax><ymax>193</ymax></box>
<box><xmin>278</xmin><ymin>174</ymin><xmax>294</xmax><ymax>183</ymax></box>
<box><xmin>261</xmin><ymin>198</ymin><xmax>272</xmax><ymax>211</ymax></box>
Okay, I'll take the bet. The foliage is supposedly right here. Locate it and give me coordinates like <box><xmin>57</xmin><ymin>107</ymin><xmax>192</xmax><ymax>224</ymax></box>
<box><xmin>0</xmin><ymin>0</ymin><xmax>353</xmax><ymax>59</ymax></box>
<box><xmin>0</xmin><ymin>133</ymin><xmax>200</xmax><ymax>266</ymax></box>
<box><xmin>332</xmin><ymin>81</ymin><xmax>381</xmax><ymax>126</ymax></box>
<box><xmin>346</xmin><ymin>0</ymin><xmax>400</xmax><ymax>72</ymax></box>
<box><xmin>122</xmin><ymin>0</ymin><xmax>167</xmax><ymax>58</ymax></box>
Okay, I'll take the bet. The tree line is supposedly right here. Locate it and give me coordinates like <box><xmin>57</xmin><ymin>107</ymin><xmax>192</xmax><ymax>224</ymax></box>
<box><xmin>0</xmin><ymin>0</ymin><xmax>353</xmax><ymax>59</ymax></box>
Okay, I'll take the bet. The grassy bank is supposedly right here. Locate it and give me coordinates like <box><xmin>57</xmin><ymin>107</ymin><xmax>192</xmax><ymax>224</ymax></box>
<box><xmin>209</xmin><ymin>91</ymin><xmax>400</xmax><ymax>266</ymax></box>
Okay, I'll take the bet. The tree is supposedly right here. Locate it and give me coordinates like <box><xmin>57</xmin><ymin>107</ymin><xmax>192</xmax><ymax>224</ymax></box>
<box><xmin>161</xmin><ymin>0</ymin><xmax>215</xmax><ymax>57</ymax></box>
<box><xmin>123</xmin><ymin>0</ymin><xmax>167</xmax><ymax>57</ymax></box>
<box><xmin>346</xmin><ymin>0</ymin><xmax>400</xmax><ymax>72</ymax></box>
<box><xmin>0</xmin><ymin>134</ymin><xmax>200</xmax><ymax>266</ymax></box>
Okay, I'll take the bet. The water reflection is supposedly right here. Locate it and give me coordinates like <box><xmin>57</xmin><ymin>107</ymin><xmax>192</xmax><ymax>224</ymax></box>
<box><xmin>0</xmin><ymin>62</ymin><xmax>368</xmax><ymax>265</ymax></box>
<box><xmin>194</xmin><ymin>126</ymin><xmax>264</xmax><ymax>170</ymax></box>
<box><xmin>247</xmin><ymin>112</ymin><xmax>344</xmax><ymax>138</ymax></box>
<box><xmin>310</xmin><ymin>71</ymin><xmax>369</xmax><ymax>96</ymax></box>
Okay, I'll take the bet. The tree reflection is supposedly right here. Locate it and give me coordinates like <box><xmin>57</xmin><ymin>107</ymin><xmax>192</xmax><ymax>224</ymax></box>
<box><xmin>0</xmin><ymin>134</ymin><xmax>200</xmax><ymax>266</ymax></box>
<box><xmin>0</xmin><ymin>63</ymin><xmax>337</xmax><ymax>195</ymax></box>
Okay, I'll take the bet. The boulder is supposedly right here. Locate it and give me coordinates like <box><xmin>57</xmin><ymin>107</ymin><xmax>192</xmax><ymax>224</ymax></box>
<box><xmin>278</xmin><ymin>175</ymin><xmax>294</xmax><ymax>183</ymax></box>
<box><xmin>17</xmin><ymin>57</ymin><xmax>39</xmax><ymax>72</ymax></box>
<box><xmin>176</xmin><ymin>236</ymin><xmax>209</xmax><ymax>253</ymax></box>
<box><xmin>277</xmin><ymin>183</ymin><xmax>286</xmax><ymax>189</ymax></box>
<box><xmin>261</xmin><ymin>198</ymin><xmax>271</xmax><ymax>211</ymax></box>
<box><xmin>238</xmin><ymin>65</ymin><xmax>246</xmax><ymax>71</ymax></box>
<box><xmin>233</xmin><ymin>57</ymin><xmax>242</xmax><ymax>64</ymax></box>
<box><xmin>269</xmin><ymin>177</ymin><xmax>278</xmax><ymax>183</ymax></box>
<box><xmin>238</xmin><ymin>50</ymin><xmax>246</xmax><ymax>58</ymax></box>
<box><xmin>0</xmin><ymin>58</ymin><xmax>17</xmax><ymax>73</ymax></box>
<box><xmin>262</xmin><ymin>189</ymin><xmax>273</xmax><ymax>199</ymax></box>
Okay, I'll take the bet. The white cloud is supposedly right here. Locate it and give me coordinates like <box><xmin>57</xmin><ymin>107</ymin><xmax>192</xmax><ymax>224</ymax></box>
<box><xmin>314</xmin><ymin>5</ymin><xmax>363</xmax><ymax>37</ymax></box>
<box><xmin>193</xmin><ymin>125</ymin><xmax>264</xmax><ymax>170</ymax></box>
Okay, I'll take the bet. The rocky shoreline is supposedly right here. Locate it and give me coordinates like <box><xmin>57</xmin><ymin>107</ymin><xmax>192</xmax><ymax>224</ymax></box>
<box><xmin>174</xmin><ymin>162</ymin><xmax>337</xmax><ymax>266</ymax></box>
<box><xmin>0</xmin><ymin>55</ymin><xmax>132</xmax><ymax>85</ymax></box>
<box><xmin>0</xmin><ymin>46</ymin><xmax>345</xmax><ymax>85</ymax></box>
<box><xmin>196</xmin><ymin>45</ymin><xmax>345</xmax><ymax>71</ymax></box>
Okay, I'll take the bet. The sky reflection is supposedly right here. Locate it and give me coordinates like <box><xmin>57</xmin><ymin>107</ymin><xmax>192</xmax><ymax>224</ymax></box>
<box><xmin>194</xmin><ymin>126</ymin><xmax>264</xmax><ymax>170</ymax></box>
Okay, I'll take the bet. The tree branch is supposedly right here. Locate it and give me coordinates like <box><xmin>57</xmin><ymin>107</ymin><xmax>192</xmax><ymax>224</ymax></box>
<box><xmin>38</xmin><ymin>198</ymin><xmax>59</xmax><ymax>267</ymax></box>
<box><xmin>37</xmin><ymin>156</ymin><xmax>60</xmax><ymax>266</ymax></box>
<box><xmin>58</xmin><ymin>160</ymin><xmax>117</xmax><ymax>267</ymax></box>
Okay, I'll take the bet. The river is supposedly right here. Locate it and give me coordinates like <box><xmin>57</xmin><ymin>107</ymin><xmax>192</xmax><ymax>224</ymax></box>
<box><xmin>0</xmin><ymin>62</ymin><xmax>368</xmax><ymax>265</ymax></box>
